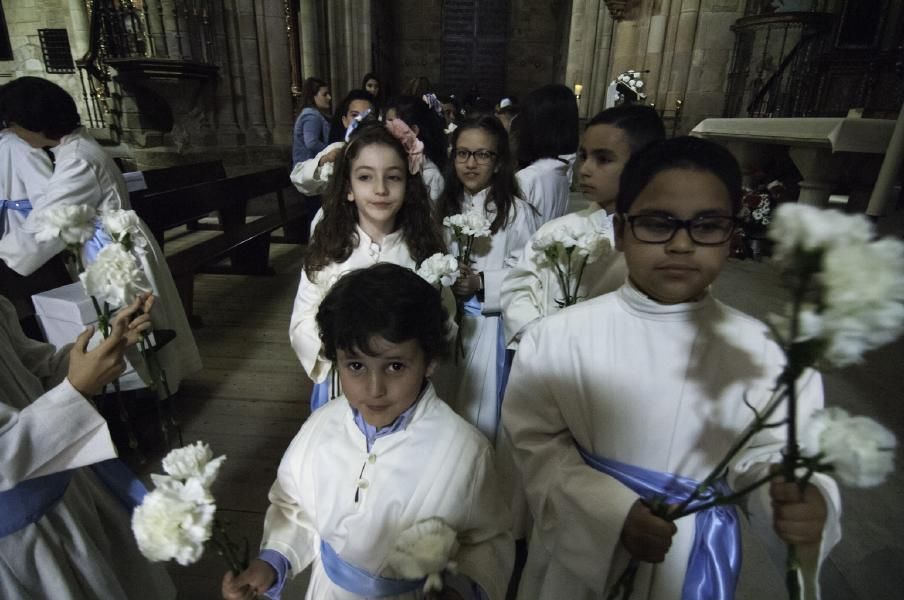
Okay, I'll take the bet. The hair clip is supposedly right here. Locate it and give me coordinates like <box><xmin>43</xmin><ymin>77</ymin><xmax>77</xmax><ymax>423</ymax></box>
<box><xmin>422</xmin><ymin>93</ymin><xmax>444</xmax><ymax>117</ymax></box>
<box><xmin>344</xmin><ymin>109</ymin><xmax>372</xmax><ymax>142</ymax></box>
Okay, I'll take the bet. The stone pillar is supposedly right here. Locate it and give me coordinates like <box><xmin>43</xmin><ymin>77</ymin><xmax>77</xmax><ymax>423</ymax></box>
<box><xmin>237</xmin><ymin>0</ymin><xmax>271</xmax><ymax>144</ymax></box>
<box><xmin>565</xmin><ymin>0</ymin><xmax>616</xmax><ymax>118</ymax></box>
<box><xmin>789</xmin><ymin>147</ymin><xmax>840</xmax><ymax>207</ymax></box>
<box><xmin>327</xmin><ymin>0</ymin><xmax>372</xmax><ymax>102</ymax></box>
<box><xmin>257</xmin><ymin>0</ymin><xmax>294</xmax><ymax>146</ymax></box>
<box><xmin>212</xmin><ymin>0</ymin><xmax>246</xmax><ymax>146</ymax></box>
<box><xmin>67</xmin><ymin>0</ymin><xmax>90</xmax><ymax>56</ymax></box>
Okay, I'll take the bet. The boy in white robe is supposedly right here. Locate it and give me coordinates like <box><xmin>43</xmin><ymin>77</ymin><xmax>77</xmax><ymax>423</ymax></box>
<box><xmin>502</xmin><ymin>137</ymin><xmax>841</xmax><ymax>600</ymax></box>
<box><xmin>0</xmin><ymin>293</ymin><xmax>175</xmax><ymax>599</ymax></box>
<box><xmin>0</xmin><ymin>128</ymin><xmax>52</xmax><ymax>237</ymax></box>
<box><xmin>224</xmin><ymin>264</ymin><xmax>514</xmax><ymax>600</ymax></box>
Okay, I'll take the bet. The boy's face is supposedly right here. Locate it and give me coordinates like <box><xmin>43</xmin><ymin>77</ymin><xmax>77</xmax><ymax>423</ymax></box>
<box><xmin>615</xmin><ymin>168</ymin><xmax>733</xmax><ymax>304</ymax></box>
<box><xmin>578</xmin><ymin>123</ymin><xmax>632</xmax><ymax>212</ymax></box>
<box><xmin>337</xmin><ymin>337</ymin><xmax>436</xmax><ymax>428</ymax></box>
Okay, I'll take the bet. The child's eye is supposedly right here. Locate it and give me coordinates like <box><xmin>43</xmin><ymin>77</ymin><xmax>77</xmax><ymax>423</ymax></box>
<box><xmin>387</xmin><ymin>362</ymin><xmax>405</xmax><ymax>373</ymax></box>
<box><xmin>357</xmin><ymin>174</ymin><xmax>371</xmax><ymax>181</ymax></box>
<box><xmin>346</xmin><ymin>361</ymin><xmax>365</xmax><ymax>372</ymax></box>
<box><xmin>388</xmin><ymin>175</ymin><xmax>403</xmax><ymax>182</ymax></box>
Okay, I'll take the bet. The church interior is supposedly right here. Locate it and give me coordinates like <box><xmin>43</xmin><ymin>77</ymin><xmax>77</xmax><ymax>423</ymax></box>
<box><xmin>1</xmin><ymin>0</ymin><xmax>903</xmax><ymax>598</ymax></box>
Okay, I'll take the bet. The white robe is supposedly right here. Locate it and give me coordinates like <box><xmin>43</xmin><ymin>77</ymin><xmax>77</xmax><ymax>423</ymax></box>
<box><xmin>0</xmin><ymin>127</ymin><xmax>201</xmax><ymax>391</ymax></box>
<box><xmin>0</xmin><ymin>130</ymin><xmax>52</xmax><ymax>237</ymax></box>
<box><xmin>440</xmin><ymin>188</ymin><xmax>535</xmax><ymax>441</ymax></box>
<box><xmin>261</xmin><ymin>383</ymin><xmax>514</xmax><ymax>600</ymax></box>
<box><xmin>0</xmin><ymin>296</ymin><xmax>175</xmax><ymax>599</ymax></box>
<box><xmin>500</xmin><ymin>206</ymin><xmax>627</xmax><ymax>349</ymax></box>
<box><xmin>289</xmin><ymin>227</ymin><xmax>419</xmax><ymax>384</ymax></box>
<box><xmin>515</xmin><ymin>154</ymin><xmax>576</xmax><ymax>229</ymax></box>
<box><xmin>502</xmin><ymin>283</ymin><xmax>842</xmax><ymax>600</ymax></box>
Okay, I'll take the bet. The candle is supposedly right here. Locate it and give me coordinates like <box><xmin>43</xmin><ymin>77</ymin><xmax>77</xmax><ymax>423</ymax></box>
<box><xmin>574</xmin><ymin>83</ymin><xmax>583</xmax><ymax>96</ymax></box>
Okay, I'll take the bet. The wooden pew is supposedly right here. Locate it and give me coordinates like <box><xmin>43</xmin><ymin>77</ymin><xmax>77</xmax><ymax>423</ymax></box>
<box><xmin>131</xmin><ymin>167</ymin><xmax>306</xmax><ymax>319</ymax></box>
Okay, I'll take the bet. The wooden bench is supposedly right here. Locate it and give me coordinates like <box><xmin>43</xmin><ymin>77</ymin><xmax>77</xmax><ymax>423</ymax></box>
<box><xmin>131</xmin><ymin>167</ymin><xmax>306</xmax><ymax>319</ymax></box>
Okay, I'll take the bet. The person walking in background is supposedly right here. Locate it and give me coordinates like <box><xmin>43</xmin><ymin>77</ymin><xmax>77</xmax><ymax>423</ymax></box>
<box><xmin>293</xmin><ymin>77</ymin><xmax>332</xmax><ymax>165</ymax></box>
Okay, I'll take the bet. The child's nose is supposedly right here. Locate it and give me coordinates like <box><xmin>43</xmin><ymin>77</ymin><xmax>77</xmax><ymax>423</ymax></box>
<box><xmin>375</xmin><ymin>177</ymin><xmax>388</xmax><ymax>195</ymax></box>
<box><xmin>368</xmin><ymin>373</ymin><xmax>386</xmax><ymax>397</ymax></box>
<box><xmin>666</xmin><ymin>226</ymin><xmax>695</xmax><ymax>252</ymax></box>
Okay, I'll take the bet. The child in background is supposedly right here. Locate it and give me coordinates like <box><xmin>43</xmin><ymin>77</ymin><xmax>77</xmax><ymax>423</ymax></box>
<box><xmin>289</xmin><ymin>122</ymin><xmax>446</xmax><ymax>411</ymax></box>
<box><xmin>502</xmin><ymin>137</ymin><xmax>841</xmax><ymax>599</ymax></box>
<box><xmin>511</xmin><ymin>84</ymin><xmax>579</xmax><ymax>228</ymax></box>
<box><xmin>0</xmin><ymin>294</ymin><xmax>175</xmax><ymax>599</ymax></box>
<box><xmin>361</xmin><ymin>72</ymin><xmax>382</xmax><ymax>107</ymax></box>
<box><xmin>501</xmin><ymin>105</ymin><xmax>665</xmax><ymax>350</ymax></box>
<box><xmin>384</xmin><ymin>95</ymin><xmax>449</xmax><ymax>204</ymax></box>
<box><xmin>435</xmin><ymin>116</ymin><xmax>535</xmax><ymax>441</ymax></box>
<box><xmin>224</xmin><ymin>264</ymin><xmax>513</xmax><ymax>600</ymax></box>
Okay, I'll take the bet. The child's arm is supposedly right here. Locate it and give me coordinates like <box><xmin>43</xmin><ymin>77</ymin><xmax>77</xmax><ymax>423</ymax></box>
<box><xmin>289</xmin><ymin>141</ymin><xmax>345</xmax><ymax>196</ymax></box>
<box><xmin>481</xmin><ymin>200</ymin><xmax>537</xmax><ymax>314</ymax></box>
<box><xmin>500</xmin><ymin>234</ymin><xmax>547</xmax><ymax>348</ymax></box>
<box><xmin>288</xmin><ymin>270</ymin><xmax>332</xmax><ymax>383</ymax></box>
<box><xmin>221</xmin><ymin>559</ymin><xmax>278</xmax><ymax>600</ymax></box>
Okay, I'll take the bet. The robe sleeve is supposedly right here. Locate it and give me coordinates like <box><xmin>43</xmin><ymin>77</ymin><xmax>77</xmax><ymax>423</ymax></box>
<box><xmin>501</xmin><ymin>329</ymin><xmax>638</xmax><ymax>592</ymax></box>
<box><xmin>289</xmin><ymin>142</ymin><xmax>345</xmax><ymax>196</ymax></box>
<box><xmin>260</xmin><ymin>424</ymin><xmax>320</xmax><ymax>576</ymax></box>
<box><xmin>18</xmin><ymin>146</ymin><xmax>53</xmax><ymax>206</ymax></box>
<box><xmin>453</xmin><ymin>445</ymin><xmax>515</xmax><ymax>600</ymax></box>
<box><xmin>288</xmin><ymin>269</ymin><xmax>331</xmax><ymax>383</ymax></box>
<box><xmin>0</xmin><ymin>297</ymin><xmax>117</xmax><ymax>490</ymax></box>
<box><xmin>0</xmin><ymin>155</ymin><xmax>99</xmax><ymax>275</ymax></box>
<box><xmin>500</xmin><ymin>233</ymin><xmax>546</xmax><ymax>348</ymax></box>
<box><xmin>482</xmin><ymin>200</ymin><xmax>536</xmax><ymax>315</ymax></box>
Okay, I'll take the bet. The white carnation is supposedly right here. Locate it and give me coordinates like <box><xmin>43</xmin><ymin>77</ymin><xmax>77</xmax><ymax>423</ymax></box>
<box><xmin>768</xmin><ymin>204</ymin><xmax>873</xmax><ymax>262</ymax></box>
<box><xmin>575</xmin><ymin>230</ymin><xmax>611</xmax><ymax>263</ymax></box>
<box><xmin>162</xmin><ymin>441</ymin><xmax>227</xmax><ymax>489</ymax></box>
<box><xmin>816</xmin><ymin>239</ymin><xmax>904</xmax><ymax>366</ymax></box>
<box><xmin>102</xmin><ymin>209</ymin><xmax>147</xmax><ymax>250</ymax></box>
<box><xmin>79</xmin><ymin>243</ymin><xmax>152</xmax><ymax>308</ymax></box>
<box><xmin>417</xmin><ymin>253</ymin><xmax>460</xmax><ymax>287</ymax></box>
<box><xmin>132</xmin><ymin>488</ymin><xmax>216</xmax><ymax>565</ymax></box>
<box><xmin>33</xmin><ymin>204</ymin><xmax>97</xmax><ymax>245</ymax></box>
<box><xmin>444</xmin><ymin>209</ymin><xmax>491</xmax><ymax>238</ymax></box>
<box><xmin>386</xmin><ymin>518</ymin><xmax>459</xmax><ymax>593</ymax></box>
<box><xmin>802</xmin><ymin>407</ymin><xmax>897</xmax><ymax>488</ymax></box>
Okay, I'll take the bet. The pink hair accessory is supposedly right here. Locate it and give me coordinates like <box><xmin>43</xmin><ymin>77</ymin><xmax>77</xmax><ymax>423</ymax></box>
<box><xmin>385</xmin><ymin>118</ymin><xmax>425</xmax><ymax>175</ymax></box>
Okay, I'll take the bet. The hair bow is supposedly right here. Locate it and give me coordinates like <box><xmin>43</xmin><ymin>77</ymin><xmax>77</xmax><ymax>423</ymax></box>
<box><xmin>385</xmin><ymin>117</ymin><xmax>425</xmax><ymax>175</ymax></box>
<box><xmin>344</xmin><ymin>109</ymin><xmax>372</xmax><ymax>142</ymax></box>
<box><xmin>422</xmin><ymin>93</ymin><xmax>444</xmax><ymax>117</ymax></box>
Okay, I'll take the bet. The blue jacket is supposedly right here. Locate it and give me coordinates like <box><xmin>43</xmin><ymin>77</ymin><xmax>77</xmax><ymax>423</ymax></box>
<box><xmin>293</xmin><ymin>107</ymin><xmax>331</xmax><ymax>165</ymax></box>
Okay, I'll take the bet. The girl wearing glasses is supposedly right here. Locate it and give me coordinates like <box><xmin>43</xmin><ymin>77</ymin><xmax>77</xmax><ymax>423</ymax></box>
<box><xmin>502</xmin><ymin>137</ymin><xmax>839</xmax><ymax>600</ymax></box>
<box><xmin>435</xmin><ymin>116</ymin><xmax>536</xmax><ymax>442</ymax></box>
<box><xmin>290</xmin><ymin>122</ymin><xmax>447</xmax><ymax>411</ymax></box>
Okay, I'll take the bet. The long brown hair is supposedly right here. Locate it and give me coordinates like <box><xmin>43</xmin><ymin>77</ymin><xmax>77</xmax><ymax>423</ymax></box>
<box><xmin>437</xmin><ymin>115</ymin><xmax>521</xmax><ymax>234</ymax></box>
<box><xmin>304</xmin><ymin>121</ymin><xmax>446</xmax><ymax>279</ymax></box>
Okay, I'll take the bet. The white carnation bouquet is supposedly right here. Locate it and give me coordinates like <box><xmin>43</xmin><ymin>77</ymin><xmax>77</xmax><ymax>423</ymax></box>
<box><xmin>36</xmin><ymin>205</ymin><xmax>178</xmax><ymax>447</ymax></box>
<box><xmin>608</xmin><ymin>205</ymin><xmax>901</xmax><ymax>600</ymax></box>
<box><xmin>417</xmin><ymin>253</ymin><xmax>461</xmax><ymax>288</ymax></box>
<box><xmin>132</xmin><ymin>442</ymin><xmax>247</xmax><ymax>573</ymax></box>
<box><xmin>386</xmin><ymin>518</ymin><xmax>459</xmax><ymax>597</ymax></box>
<box><xmin>532</xmin><ymin>222</ymin><xmax>611</xmax><ymax>307</ymax></box>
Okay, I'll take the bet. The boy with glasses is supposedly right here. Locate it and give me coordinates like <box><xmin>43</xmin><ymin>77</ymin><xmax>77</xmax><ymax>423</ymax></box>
<box><xmin>502</xmin><ymin>137</ymin><xmax>841</xmax><ymax>599</ymax></box>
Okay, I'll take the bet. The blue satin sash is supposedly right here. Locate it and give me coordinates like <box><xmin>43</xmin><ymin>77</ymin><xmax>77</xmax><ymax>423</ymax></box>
<box><xmin>319</xmin><ymin>539</ymin><xmax>425</xmax><ymax>597</ymax></box>
<box><xmin>495</xmin><ymin>321</ymin><xmax>514</xmax><ymax>428</ymax></box>
<box><xmin>578</xmin><ymin>446</ymin><xmax>742</xmax><ymax>600</ymax></box>
<box><xmin>0</xmin><ymin>459</ymin><xmax>147</xmax><ymax>538</ymax></box>
<box><xmin>0</xmin><ymin>199</ymin><xmax>33</xmax><ymax>235</ymax></box>
<box><xmin>84</xmin><ymin>221</ymin><xmax>114</xmax><ymax>263</ymax></box>
<box><xmin>310</xmin><ymin>381</ymin><xmax>331</xmax><ymax>412</ymax></box>
<box><xmin>463</xmin><ymin>295</ymin><xmax>482</xmax><ymax>317</ymax></box>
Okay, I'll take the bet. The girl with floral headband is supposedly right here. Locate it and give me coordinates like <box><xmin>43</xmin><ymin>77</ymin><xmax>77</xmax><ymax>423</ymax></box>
<box><xmin>289</xmin><ymin>122</ymin><xmax>448</xmax><ymax>411</ymax></box>
<box><xmin>385</xmin><ymin>95</ymin><xmax>449</xmax><ymax>204</ymax></box>
<box><xmin>433</xmin><ymin>116</ymin><xmax>536</xmax><ymax>442</ymax></box>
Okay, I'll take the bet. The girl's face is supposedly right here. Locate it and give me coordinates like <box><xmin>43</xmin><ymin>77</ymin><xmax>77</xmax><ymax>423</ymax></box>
<box><xmin>365</xmin><ymin>78</ymin><xmax>380</xmax><ymax>97</ymax></box>
<box><xmin>454</xmin><ymin>128</ymin><xmax>498</xmax><ymax>195</ymax></box>
<box><xmin>314</xmin><ymin>86</ymin><xmax>332</xmax><ymax>111</ymax></box>
<box><xmin>347</xmin><ymin>143</ymin><xmax>407</xmax><ymax>239</ymax></box>
<box><xmin>614</xmin><ymin>168</ymin><xmax>733</xmax><ymax>305</ymax></box>
<box><xmin>341</xmin><ymin>99</ymin><xmax>374</xmax><ymax>129</ymax></box>
<box><xmin>578</xmin><ymin>123</ymin><xmax>632</xmax><ymax>212</ymax></box>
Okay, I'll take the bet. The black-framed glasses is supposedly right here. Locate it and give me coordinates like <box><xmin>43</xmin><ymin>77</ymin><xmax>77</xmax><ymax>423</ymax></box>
<box><xmin>625</xmin><ymin>214</ymin><xmax>738</xmax><ymax>245</ymax></box>
<box><xmin>454</xmin><ymin>149</ymin><xmax>497</xmax><ymax>165</ymax></box>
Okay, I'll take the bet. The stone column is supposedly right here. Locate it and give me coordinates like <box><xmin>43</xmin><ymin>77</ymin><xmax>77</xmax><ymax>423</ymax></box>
<box><xmin>565</xmin><ymin>0</ymin><xmax>616</xmax><ymax>118</ymax></box>
<box><xmin>258</xmin><ymin>0</ymin><xmax>294</xmax><ymax>146</ymax></box>
<box><xmin>789</xmin><ymin>146</ymin><xmax>840</xmax><ymax>207</ymax></box>
<box><xmin>67</xmin><ymin>0</ymin><xmax>90</xmax><ymax>56</ymax></box>
<box><xmin>237</xmin><ymin>0</ymin><xmax>271</xmax><ymax>144</ymax></box>
<box><xmin>327</xmin><ymin>0</ymin><xmax>372</xmax><ymax>102</ymax></box>
<box><xmin>212</xmin><ymin>0</ymin><xmax>246</xmax><ymax>145</ymax></box>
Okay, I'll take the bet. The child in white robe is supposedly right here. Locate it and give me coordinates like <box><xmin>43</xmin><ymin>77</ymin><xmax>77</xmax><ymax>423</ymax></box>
<box><xmin>0</xmin><ymin>128</ymin><xmax>52</xmax><ymax>237</ymax></box>
<box><xmin>0</xmin><ymin>76</ymin><xmax>201</xmax><ymax>392</ymax></box>
<box><xmin>435</xmin><ymin>115</ymin><xmax>535</xmax><ymax>442</ymax></box>
<box><xmin>223</xmin><ymin>264</ymin><xmax>514</xmax><ymax>600</ymax></box>
<box><xmin>502</xmin><ymin>137</ymin><xmax>842</xmax><ymax>600</ymax></box>
<box><xmin>511</xmin><ymin>84</ymin><xmax>579</xmax><ymax>229</ymax></box>
<box><xmin>289</xmin><ymin>121</ymin><xmax>448</xmax><ymax>410</ymax></box>
<box><xmin>0</xmin><ymin>293</ymin><xmax>175</xmax><ymax>599</ymax></box>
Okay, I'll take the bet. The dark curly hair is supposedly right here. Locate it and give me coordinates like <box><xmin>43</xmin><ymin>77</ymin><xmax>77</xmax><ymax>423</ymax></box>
<box><xmin>304</xmin><ymin>121</ymin><xmax>446</xmax><ymax>279</ymax></box>
<box><xmin>0</xmin><ymin>76</ymin><xmax>80</xmax><ymax>139</ymax></box>
<box><xmin>437</xmin><ymin>115</ymin><xmax>521</xmax><ymax>234</ymax></box>
<box><xmin>317</xmin><ymin>263</ymin><xmax>450</xmax><ymax>363</ymax></box>
<box><xmin>385</xmin><ymin>95</ymin><xmax>448</xmax><ymax>171</ymax></box>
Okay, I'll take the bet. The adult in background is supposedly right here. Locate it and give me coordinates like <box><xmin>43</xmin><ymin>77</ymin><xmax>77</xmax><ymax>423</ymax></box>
<box><xmin>512</xmin><ymin>84</ymin><xmax>580</xmax><ymax>228</ymax></box>
<box><xmin>293</xmin><ymin>77</ymin><xmax>332</xmax><ymax>165</ymax></box>
<box><xmin>0</xmin><ymin>76</ymin><xmax>201</xmax><ymax>392</ymax></box>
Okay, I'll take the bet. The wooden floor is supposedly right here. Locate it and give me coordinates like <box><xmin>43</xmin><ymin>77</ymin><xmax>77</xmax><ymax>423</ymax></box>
<box><xmin>135</xmin><ymin>238</ymin><xmax>904</xmax><ymax>600</ymax></box>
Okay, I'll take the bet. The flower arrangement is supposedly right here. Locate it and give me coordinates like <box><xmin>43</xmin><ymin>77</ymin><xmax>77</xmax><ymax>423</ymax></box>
<box><xmin>532</xmin><ymin>222</ymin><xmax>611</xmax><ymax>307</ymax></box>
<box><xmin>386</xmin><ymin>518</ymin><xmax>459</xmax><ymax>596</ymax></box>
<box><xmin>607</xmin><ymin>204</ymin><xmax>902</xmax><ymax>600</ymax></box>
<box><xmin>443</xmin><ymin>209</ymin><xmax>493</xmax><ymax>359</ymax></box>
<box><xmin>132</xmin><ymin>442</ymin><xmax>247</xmax><ymax>574</ymax></box>
<box><xmin>417</xmin><ymin>253</ymin><xmax>461</xmax><ymax>288</ymax></box>
<box><xmin>613</xmin><ymin>70</ymin><xmax>647</xmax><ymax>104</ymax></box>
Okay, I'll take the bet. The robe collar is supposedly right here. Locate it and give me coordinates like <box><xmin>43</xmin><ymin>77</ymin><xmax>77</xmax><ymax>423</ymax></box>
<box><xmin>356</xmin><ymin>224</ymin><xmax>405</xmax><ymax>261</ymax></box>
<box><xmin>349</xmin><ymin>381</ymin><xmax>434</xmax><ymax>452</ymax></box>
<box><xmin>617</xmin><ymin>278</ymin><xmax>714</xmax><ymax>320</ymax></box>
